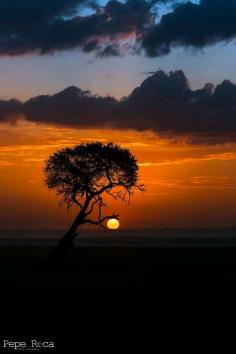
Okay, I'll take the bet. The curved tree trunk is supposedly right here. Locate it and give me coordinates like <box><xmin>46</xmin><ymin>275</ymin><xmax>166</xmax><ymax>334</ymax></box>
<box><xmin>59</xmin><ymin>212</ymin><xmax>83</xmax><ymax>249</ymax></box>
<box><xmin>43</xmin><ymin>212</ymin><xmax>85</xmax><ymax>270</ymax></box>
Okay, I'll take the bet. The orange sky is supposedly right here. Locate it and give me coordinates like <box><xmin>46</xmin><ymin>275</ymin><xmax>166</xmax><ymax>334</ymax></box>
<box><xmin>1</xmin><ymin>1</ymin><xmax>236</xmax><ymax>231</ymax></box>
<box><xmin>1</xmin><ymin>119</ymin><xmax>236</xmax><ymax>229</ymax></box>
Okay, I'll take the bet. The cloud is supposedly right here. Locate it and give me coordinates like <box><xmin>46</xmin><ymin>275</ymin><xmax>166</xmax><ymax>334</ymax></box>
<box><xmin>142</xmin><ymin>0</ymin><xmax>236</xmax><ymax>56</ymax></box>
<box><xmin>0</xmin><ymin>99</ymin><xmax>23</xmax><ymax>121</ymax></box>
<box><xmin>0</xmin><ymin>1</ymin><xmax>236</xmax><ymax>58</ymax></box>
<box><xmin>0</xmin><ymin>0</ymin><xmax>155</xmax><ymax>57</ymax></box>
<box><xmin>116</xmin><ymin>72</ymin><xmax>236</xmax><ymax>140</ymax></box>
<box><xmin>0</xmin><ymin>160</ymin><xmax>15</xmax><ymax>168</ymax></box>
<box><xmin>147</xmin><ymin>176</ymin><xmax>236</xmax><ymax>188</ymax></box>
<box><xmin>1</xmin><ymin>70</ymin><xmax>236</xmax><ymax>144</ymax></box>
<box><xmin>24</xmin><ymin>86</ymin><xmax>117</xmax><ymax>125</ymax></box>
<box><xmin>0</xmin><ymin>0</ymin><xmax>235</xmax><ymax>58</ymax></box>
<box><xmin>138</xmin><ymin>152</ymin><xmax>236</xmax><ymax>166</ymax></box>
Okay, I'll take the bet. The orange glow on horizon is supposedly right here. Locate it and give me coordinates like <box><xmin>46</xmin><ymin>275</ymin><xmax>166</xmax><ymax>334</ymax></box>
<box><xmin>0</xmin><ymin>120</ymin><xmax>236</xmax><ymax>229</ymax></box>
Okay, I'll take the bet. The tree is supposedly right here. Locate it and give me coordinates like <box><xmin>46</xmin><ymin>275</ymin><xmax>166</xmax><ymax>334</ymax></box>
<box><xmin>44</xmin><ymin>142</ymin><xmax>144</xmax><ymax>256</ymax></box>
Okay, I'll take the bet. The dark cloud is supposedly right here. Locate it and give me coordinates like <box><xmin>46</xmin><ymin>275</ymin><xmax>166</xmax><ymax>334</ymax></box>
<box><xmin>118</xmin><ymin>71</ymin><xmax>236</xmax><ymax>139</ymax></box>
<box><xmin>142</xmin><ymin>0</ymin><xmax>236</xmax><ymax>56</ymax></box>
<box><xmin>24</xmin><ymin>86</ymin><xmax>116</xmax><ymax>126</ymax></box>
<box><xmin>0</xmin><ymin>99</ymin><xmax>22</xmax><ymax>121</ymax></box>
<box><xmin>0</xmin><ymin>0</ymin><xmax>155</xmax><ymax>56</ymax></box>
<box><xmin>1</xmin><ymin>70</ymin><xmax>236</xmax><ymax>144</ymax></box>
<box><xmin>0</xmin><ymin>1</ymin><xmax>236</xmax><ymax>57</ymax></box>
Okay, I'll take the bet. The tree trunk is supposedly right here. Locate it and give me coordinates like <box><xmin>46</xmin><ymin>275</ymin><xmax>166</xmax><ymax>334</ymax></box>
<box><xmin>43</xmin><ymin>211</ymin><xmax>84</xmax><ymax>270</ymax></box>
<box><xmin>59</xmin><ymin>212</ymin><xmax>83</xmax><ymax>249</ymax></box>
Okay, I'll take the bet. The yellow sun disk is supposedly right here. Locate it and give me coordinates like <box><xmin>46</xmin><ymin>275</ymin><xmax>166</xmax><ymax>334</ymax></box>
<box><xmin>107</xmin><ymin>218</ymin><xmax>120</xmax><ymax>230</ymax></box>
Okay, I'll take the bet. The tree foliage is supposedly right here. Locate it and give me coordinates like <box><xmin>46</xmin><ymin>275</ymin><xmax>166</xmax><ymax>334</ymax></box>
<box><xmin>44</xmin><ymin>142</ymin><xmax>144</xmax><ymax>229</ymax></box>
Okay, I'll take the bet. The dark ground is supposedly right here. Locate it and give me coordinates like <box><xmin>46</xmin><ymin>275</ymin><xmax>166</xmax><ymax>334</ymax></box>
<box><xmin>1</xmin><ymin>244</ymin><xmax>236</xmax><ymax>351</ymax></box>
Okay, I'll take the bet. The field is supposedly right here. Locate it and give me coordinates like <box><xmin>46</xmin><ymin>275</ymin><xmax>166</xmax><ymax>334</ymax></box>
<box><xmin>1</xmin><ymin>236</ymin><xmax>236</xmax><ymax>348</ymax></box>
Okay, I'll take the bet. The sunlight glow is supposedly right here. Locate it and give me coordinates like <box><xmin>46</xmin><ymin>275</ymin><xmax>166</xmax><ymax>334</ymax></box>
<box><xmin>107</xmin><ymin>218</ymin><xmax>120</xmax><ymax>230</ymax></box>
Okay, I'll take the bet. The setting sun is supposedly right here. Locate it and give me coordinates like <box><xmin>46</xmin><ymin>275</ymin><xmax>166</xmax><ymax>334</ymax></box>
<box><xmin>107</xmin><ymin>218</ymin><xmax>120</xmax><ymax>230</ymax></box>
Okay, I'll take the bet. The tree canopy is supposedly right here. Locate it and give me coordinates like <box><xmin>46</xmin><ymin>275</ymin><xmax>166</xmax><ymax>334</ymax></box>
<box><xmin>44</xmin><ymin>142</ymin><xmax>144</xmax><ymax>229</ymax></box>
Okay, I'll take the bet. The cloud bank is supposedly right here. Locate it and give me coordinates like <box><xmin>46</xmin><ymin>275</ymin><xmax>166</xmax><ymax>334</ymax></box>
<box><xmin>1</xmin><ymin>70</ymin><xmax>236</xmax><ymax>144</ymax></box>
<box><xmin>0</xmin><ymin>0</ymin><xmax>155</xmax><ymax>57</ymax></box>
<box><xmin>0</xmin><ymin>0</ymin><xmax>235</xmax><ymax>57</ymax></box>
<box><xmin>143</xmin><ymin>0</ymin><xmax>236</xmax><ymax>56</ymax></box>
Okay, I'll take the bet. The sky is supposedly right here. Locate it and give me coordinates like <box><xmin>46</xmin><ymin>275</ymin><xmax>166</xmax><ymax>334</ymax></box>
<box><xmin>1</xmin><ymin>0</ymin><xmax>236</xmax><ymax>229</ymax></box>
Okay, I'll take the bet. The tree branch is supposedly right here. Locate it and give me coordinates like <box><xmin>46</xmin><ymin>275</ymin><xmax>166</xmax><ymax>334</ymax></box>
<box><xmin>84</xmin><ymin>214</ymin><xmax>119</xmax><ymax>226</ymax></box>
<box><xmin>136</xmin><ymin>184</ymin><xmax>145</xmax><ymax>192</ymax></box>
<box><xmin>91</xmin><ymin>182</ymin><xmax>122</xmax><ymax>197</ymax></box>
<box><xmin>85</xmin><ymin>196</ymin><xmax>102</xmax><ymax>216</ymax></box>
<box><xmin>105</xmin><ymin>166</ymin><xmax>113</xmax><ymax>185</ymax></box>
<box><xmin>72</xmin><ymin>197</ymin><xmax>83</xmax><ymax>209</ymax></box>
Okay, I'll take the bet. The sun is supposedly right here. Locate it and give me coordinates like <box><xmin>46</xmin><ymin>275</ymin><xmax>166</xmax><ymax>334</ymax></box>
<box><xmin>107</xmin><ymin>218</ymin><xmax>120</xmax><ymax>230</ymax></box>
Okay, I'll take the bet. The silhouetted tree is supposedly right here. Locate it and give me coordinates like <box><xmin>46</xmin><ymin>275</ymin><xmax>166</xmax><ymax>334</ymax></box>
<box><xmin>44</xmin><ymin>142</ymin><xmax>144</xmax><ymax>257</ymax></box>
